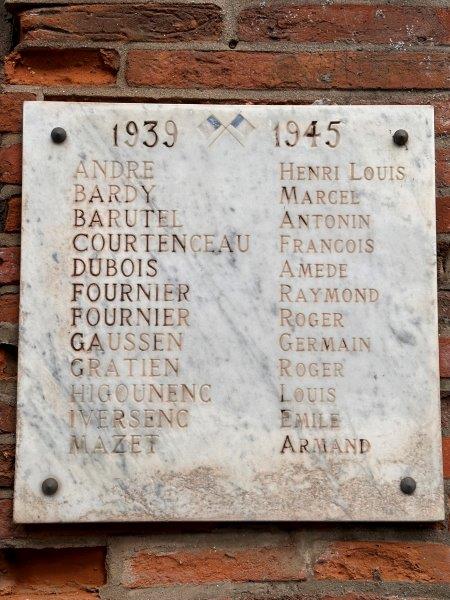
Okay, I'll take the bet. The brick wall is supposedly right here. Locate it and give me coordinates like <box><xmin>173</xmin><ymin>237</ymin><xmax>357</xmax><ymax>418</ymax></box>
<box><xmin>1</xmin><ymin>1</ymin><xmax>450</xmax><ymax>598</ymax></box>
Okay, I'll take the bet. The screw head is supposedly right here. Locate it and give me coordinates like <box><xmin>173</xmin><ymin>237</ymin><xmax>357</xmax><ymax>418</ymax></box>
<box><xmin>400</xmin><ymin>476</ymin><xmax>416</xmax><ymax>495</ymax></box>
<box><xmin>393</xmin><ymin>129</ymin><xmax>408</xmax><ymax>146</ymax></box>
<box><xmin>51</xmin><ymin>127</ymin><xmax>67</xmax><ymax>144</ymax></box>
<box><xmin>42</xmin><ymin>477</ymin><xmax>58</xmax><ymax>496</ymax></box>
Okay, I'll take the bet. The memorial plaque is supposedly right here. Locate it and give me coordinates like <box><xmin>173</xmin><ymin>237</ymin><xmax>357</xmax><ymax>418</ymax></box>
<box><xmin>15</xmin><ymin>102</ymin><xmax>443</xmax><ymax>522</ymax></box>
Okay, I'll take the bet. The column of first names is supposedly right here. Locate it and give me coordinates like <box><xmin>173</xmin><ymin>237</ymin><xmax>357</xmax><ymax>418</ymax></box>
<box><xmin>275</xmin><ymin>120</ymin><xmax>406</xmax><ymax>456</ymax></box>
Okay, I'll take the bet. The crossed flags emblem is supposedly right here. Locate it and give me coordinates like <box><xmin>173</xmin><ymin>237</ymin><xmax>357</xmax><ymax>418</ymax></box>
<box><xmin>198</xmin><ymin>113</ymin><xmax>255</xmax><ymax>146</ymax></box>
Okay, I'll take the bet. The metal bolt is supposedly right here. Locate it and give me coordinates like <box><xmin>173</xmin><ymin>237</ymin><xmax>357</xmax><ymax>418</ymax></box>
<box><xmin>41</xmin><ymin>477</ymin><xmax>59</xmax><ymax>496</ymax></box>
<box><xmin>393</xmin><ymin>129</ymin><xmax>408</xmax><ymax>146</ymax></box>
<box><xmin>400</xmin><ymin>476</ymin><xmax>416</xmax><ymax>495</ymax></box>
<box><xmin>51</xmin><ymin>127</ymin><xmax>67</xmax><ymax>144</ymax></box>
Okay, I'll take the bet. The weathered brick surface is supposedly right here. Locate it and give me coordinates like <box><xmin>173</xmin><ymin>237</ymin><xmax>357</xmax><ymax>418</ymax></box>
<box><xmin>0</xmin><ymin>400</ymin><xmax>15</xmax><ymax>432</ymax></box>
<box><xmin>0</xmin><ymin>547</ymin><xmax>105</xmax><ymax>595</ymax></box>
<box><xmin>434</xmin><ymin>97</ymin><xmax>450</xmax><ymax>135</ymax></box>
<box><xmin>126</xmin><ymin>50</ymin><xmax>450</xmax><ymax>90</ymax></box>
<box><xmin>438</xmin><ymin>238</ymin><xmax>450</xmax><ymax>289</ymax></box>
<box><xmin>0</xmin><ymin>145</ymin><xmax>21</xmax><ymax>185</ymax></box>
<box><xmin>437</xmin><ymin>196</ymin><xmax>450</xmax><ymax>233</ymax></box>
<box><xmin>444</xmin><ymin>436</ymin><xmax>450</xmax><ymax>478</ymax></box>
<box><xmin>1</xmin><ymin>0</ymin><xmax>450</xmax><ymax>597</ymax></box>
<box><xmin>442</xmin><ymin>398</ymin><xmax>450</xmax><ymax>430</ymax></box>
<box><xmin>0</xmin><ymin>348</ymin><xmax>17</xmax><ymax>383</ymax></box>
<box><xmin>0</xmin><ymin>498</ymin><xmax>19</xmax><ymax>539</ymax></box>
<box><xmin>124</xmin><ymin>545</ymin><xmax>306</xmax><ymax>588</ymax></box>
<box><xmin>439</xmin><ymin>291</ymin><xmax>450</xmax><ymax>323</ymax></box>
<box><xmin>437</xmin><ymin>147</ymin><xmax>450</xmax><ymax>187</ymax></box>
<box><xmin>19</xmin><ymin>4</ymin><xmax>223</xmax><ymax>43</ymax></box>
<box><xmin>319</xmin><ymin>596</ymin><xmax>430</xmax><ymax>600</ymax></box>
<box><xmin>440</xmin><ymin>337</ymin><xmax>450</xmax><ymax>377</ymax></box>
<box><xmin>4</xmin><ymin>196</ymin><xmax>21</xmax><ymax>233</ymax></box>
<box><xmin>4</xmin><ymin>49</ymin><xmax>119</xmax><ymax>86</ymax></box>
<box><xmin>238</xmin><ymin>4</ymin><xmax>450</xmax><ymax>45</ymax></box>
<box><xmin>0</xmin><ymin>594</ymin><xmax>98</xmax><ymax>599</ymax></box>
<box><xmin>0</xmin><ymin>292</ymin><xmax>19</xmax><ymax>323</ymax></box>
<box><xmin>0</xmin><ymin>247</ymin><xmax>20</xmax><ymax>284</ymax></box>
<box><xmin>0</xmin><ymin>441</ymin><xmax>14</xmax><ymax>486</ymax></box>
<box><xmin>0</xmin><ymin>93</ymin><xmax>35</xmax><ymax>132</ymax></box>
<box><xmin>314</xmin><ymin>541</ymin><xmax>450</xmax><ymax>582</ymax></box>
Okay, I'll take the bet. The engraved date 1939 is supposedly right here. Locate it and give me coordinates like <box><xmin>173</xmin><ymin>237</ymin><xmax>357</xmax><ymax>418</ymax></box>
<box><xmin>113</xmin><ymin>120</ymin><xmax>178</xmax><ymax>148</ymax></box>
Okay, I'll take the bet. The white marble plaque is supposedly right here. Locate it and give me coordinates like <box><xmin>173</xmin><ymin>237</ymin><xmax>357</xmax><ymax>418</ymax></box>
<box><xmin>14</xmin><ymin>102</ymin><xmax>443</xmax><ymax>522</ymax></box>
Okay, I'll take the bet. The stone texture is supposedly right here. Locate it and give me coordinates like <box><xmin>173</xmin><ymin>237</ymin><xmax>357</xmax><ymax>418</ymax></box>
<box><xmin>14</xmin><ymin>102</ymin><xmax>442</xmax><ymax>523</ymax></box>
<box><xmin>19</xmin><ymin>4</ymin><xmax>223</xmax><ymax>43</ymax></box>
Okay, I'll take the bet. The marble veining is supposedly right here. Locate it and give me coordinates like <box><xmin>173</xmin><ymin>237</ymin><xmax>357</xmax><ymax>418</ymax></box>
<box><xmin>14</xmin><ymin>102</ymin><xmax>443</xmax><ymax>522</ymax></box>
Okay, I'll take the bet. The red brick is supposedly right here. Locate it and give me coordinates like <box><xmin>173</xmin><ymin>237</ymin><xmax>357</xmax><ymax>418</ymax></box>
<box><xmin>437</xmin><ymin>237</ymin><xmax>450</xmax><ymax>288</ymax></box>
<box><xmin>0</xmin><ymin>145</ymin><xmax>21</xmax><ymax>185</ymax></box>
<box><xmin>0</xmin><ymin>293</ymin><xmax>19</xmax><ymax>323</ymax></box>
<box><xmin>0</xmin><ymin>347</ymin><xmax>17</xmax><ymax>381</ymax></box>
<box><xmin>440</xmin><ymin>337</ymin><xmax>450</xmax><ymax>377</ymax></box>
<box><xmin>320</xmin><ymin>596</ymin><xmax>423</xmax><ymax>600</ymax></box>
<box><xmin>444</xmin><ymin>437</ymin><xmax>450</xmax><ymax>478</ymax></box>
<box><xmin>437</xmin><ymin>197</ymin><xmax>450</xmax><ymax>233</ymax></box>
<box><xmin>238</xmin><ymin>5</ymin><xmax>450</xmax><ymax>45</ymax></box>
<box><xmin>4</xmin><ymin>196</ymin><xmax>21</xmax><ymax>233</ymax></box>
<box><xmin>442</xmin><ymin>397</ymin><xmax>450</xmax><ymax>428</ymax></box>
<box><xmin>0</xmin><ymin>94</ymin><xmax>35</xmax><ymax>133</ymax></box>
<box><xmin>0</xmin><ymin>442</ymin><xmax>14</xmax><ymax>486</ymax></box>
<box><xmin>0</xmin><ymin>499</ymin><xmax>32</xmax><ymax>541</ymax></box>
<box><xmin>0</xmin><ymin>595</ymin><xmax>98</xmax><ymax>600</ymax></box>
<box><xmin>4</xmin><ymin>49</ymin><xmax>119</xmax><ymax>86</ymax></box>
<box><xmin>0</xmin><ymin>247</ymin><xmax>20</xmax><ymax>285</ymax></box>
<box><xmin>0</xmin><ymin>498</ymin><xmax>23</xmax><ymax>539</ymax></box>
<box><xmin>0</xmin><ymin>547</ymin><xmax>105</xmax><ymax>595</ymax></box>
<box><xmin>126</xmin><ymin>50</ymin><xmax>450</xmax><ymax>90</ymax></box>
<box><xmin>0</xmin><ymin>401</ymin><xmax>15</xmax><ymax>433</ymax></box>
<box><xmin>19</xmin><ymin>4</ymin><xmax>222</xmax><ymax>43</ymax></box>
<box><xmin>124</xmin><ymin>546</ymin><xmax>306</xmax><ymax>588</ymax></box>
<box><xmin>314</xmin><ymin>541</ymin><xmax>450</xmax><ymax>582</ymax></box>
<box><xmin>439</xmin><ymin>292</ymin><xmax>450</xmax><ymax>322</ymax></box>
<box><xmin>437</xmin><ymin>147</ymin><xmax>450</xmax><ymax>187</ymax></box>
<box><xmin>434</xmin><ymin>97</ymin><xmax>450</xmax><ymax>135</ymax></box>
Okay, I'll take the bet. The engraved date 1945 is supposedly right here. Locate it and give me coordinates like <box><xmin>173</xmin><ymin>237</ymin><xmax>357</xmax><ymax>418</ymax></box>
<box><xmin>274</xmin><ymin>120</ymin><xmax>342</xmax><ymax>148</ymax></box>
